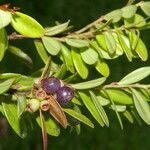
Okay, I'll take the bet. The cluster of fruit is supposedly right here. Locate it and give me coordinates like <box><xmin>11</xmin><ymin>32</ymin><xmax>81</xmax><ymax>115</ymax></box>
<box><xmin>41</xmin><ymin>77</ymin><xmax>74</xmax><ymax>106</ymax></box>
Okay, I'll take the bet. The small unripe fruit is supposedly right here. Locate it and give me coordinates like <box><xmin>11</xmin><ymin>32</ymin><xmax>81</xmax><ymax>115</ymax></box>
<box><xmin>40</xmin><ymin>100</ymin><xmax>50</xmax><ymax>111</ymax></box>
<box><xmin>26</xmin><ymin>99</ymin><xmax>40</xmax><ymax>113</ymax></box>
<box><xmin>41</xmin><ymin>77</ymin><xmax>61</xmax><ymax>94</ymax></box>
<box><xmin>56</xmin><ymin>86</ymin><xmax>74</xmax><ymax>106</ymax></box>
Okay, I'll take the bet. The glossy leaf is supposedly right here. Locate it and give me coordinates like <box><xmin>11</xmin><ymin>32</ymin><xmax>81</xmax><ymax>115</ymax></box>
<box><xmin>71</xmin><ymin>77</ymin><xmax>106</xmax><ymax>90</ymax></box>
<box><xmin>119</xmin><ymin>67</ymin><xmax>150</xmax><ymax>85</ymax></box>
<box><xmin>42</xmin><ymin>36</ymin><xmax>61</xmax><ymax>56</ymax></box>
<box><xmin>34</xmin><ymin>40</ymin><xmax>49</xmax><ymax>64</ymax></box>
<box><xmin>140</xmin><ymin>1</ymin><xmax>150</xmax><ymax>17</ymax></box>
<box><xmin>111</xmin><ymin>105</ymin><xmax>126</xmax><ymax>112</ymax></box>
<box><xmin>104</xmin><ymin>9</ymin><xmax>122</xmax><ymax>23</ymax></box>
<box><xmin>96</xmin><ymin>94</ymin><xmax>110</xmax><ymax>106</ymax></box>
<box><xmin>90</xmin><ymin>91</ymin><xmax>109</xmax><ymax>127</ymax></box>
<box><xmin>78</xmin><ymin>91</ymin><xmax>104</xmax><ymax>126</ymax></box>
<box><xmin>0</xmin><ymin>10</ymin><xmax>12</xmax><ymax>29</ymax></box>
<box><xmin>80</xmin><ymin>48</ymin><xmax>98</xmax><ymax>65</ymax></box>
<box><xmin>0</xmin><ymin>28</ymin><xmax>8</xmax><ymax>61</ymax></box>
<box><xmin>95</xmin><ymin>59</ymin><xmax>110</xmax><ymax>77</ymax></box>
<box><xmin>45</xmin><ymin>21</ymin><xmax>70</xmax><ymax>36</ymax></box>
<box><xmin>121</xmin><ymin>5</ymin><xmax>137</xmax><ymax>18</ymax></box>
<box><xmin>96</xmin><ymin>34</ymin><xmax>107</xmax><ymax>51</ymax></box>
<box><xmin>11</xmin><ymin>12</ymin><xmax>45</xmax><ymax>38</ymax></box>
<box><xmin>71</xmin><ymin>48</ymin><xmax>88</xmax><ymax>79</ymax></box>
<box><xmin>132</xmin><ymin>88</ymin><xmax>150</xmax><ymax>125</ymax></box>
<box><xmin>65</xmin><ymin>38</ymin><xmax>89</xmax><ymax>48</ymax></box>
<box><xmin>63</xmin><ymin>108</ymin><xmax>94</xmax><ymax>128</ymax></box>
<box><xmin>8</xmin><ymin>45</ymin><xmax>33</xmax><ymax>68</ymax></box>
<box><xmin>0</xmin><ymin>78</ymin><xmax>15</xmax><ymax>94</ymax></box>
<box><xmin>60</xmin><ymin>44</ymin><xmax>75</xmax><ymax>73</ymax></box>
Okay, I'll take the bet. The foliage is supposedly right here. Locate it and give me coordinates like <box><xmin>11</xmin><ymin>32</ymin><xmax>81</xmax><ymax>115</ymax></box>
<box><xmin>0</xmin><ymin>1</ymin><xmax>150</xmax><ymax>149</ymax></box>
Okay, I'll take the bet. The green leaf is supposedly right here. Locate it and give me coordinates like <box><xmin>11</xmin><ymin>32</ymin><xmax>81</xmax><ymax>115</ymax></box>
<box><xmin>80</xmin><ymin>48</ymin><xmax>98</xmax><ymax>65</ymax></box>
<box><xmin>117</xmin><ymin>33</ymin><xmax>133</xmax><ymax>61</ymax></box>
<box><xmin>135</xmin><ymin>38</ymin><xmax>148</xmax><ymax>61</ymax></box>
<box><xmin>0</xmin><ymin>73</ymin><xmax>21</xmax><ymax>79</ymax></box>
<box><xmin>78</xmin><ymin>91</ymin><xmax>104</xmax><ymax>127</ymax></box>
<box><xmin>36</xmin><ymin>114</ymin><xmax>60</xmax><ymax>136</ymax></box>
<box><xmin>104</xmin><ymin>32</ymin><xmax>116</xmax><ymax>54</ymax></box>
<box><xmin>60</xmin><ymin>44</ymin><xmax>75</xmax><ymax>73</ymax></box>
<box><xmin>105</xmin><ymin>89</ymin><xmax>133</xmax><ymax>105</ymax></box>
<box><xmin>71</xmin><ymin>77</ymin><xmax>106</xmax><ymax>90</ymax></box>
<box><xmin>89</xmin><ymin>91</ymin><xmax>109</xmax><ymax>127</ymax></box>
<box><xmin>121</xmin><ymin>5</ymin><xmax>137</xmax><ymax>19</ymax></box>
<box><xmin>95</xmin><ymin>59</ymin><xmax>110</xmax><ymax>77</ymax></box>
<box><xmin>126</xmin><ymin>0</ymin><xmax>135</xmax><ymax>6</ymax></box>
<box><xmin>45</xmin><ymin>21</ymin><xmax>70</xmax><ymax>36</ymax></box>
<box><xmin>34</xmin><ymin>40</ymin><xmax>49</xmax><ymax>64</ymax></box>
<box><xmin>65</xmin><ymin>38</ymin><xmax>89</xmax><ymax>48</ymax></box>
<box><xmin>63</xmin><ymin>108</ymin><xmax>94</xmax><ymax>128</ymax></box>
<box><xmin>2</xmin><ymin>100</ymin><xmax>22</xmax><ymax>137</ymax></box>
<box><xmin>11</xmin><ymin>12</ymin><xmax>45</xmax><ymax>38</ymax></box>
<box><xmin>110</xmin><ymin>105</ymin><xmax>126</xmax><ymax>112</ymax></box>
<box><xmin>54</xmin><ymin>64</ymin><xmax>67</xmax><ymax>79</ymax></box>
<box><xmin>17</xmin><ymin>96</ymin><xmax>27</xmax><ymax>117</ymax></box>
<box><xmin>140</xmin><ymin>1</ymin><xmax>150</xmax><ymax>17</ymax></box>
<box><xmin>132</xmin><ymin>88</ymin><xmax>150</xmax><ymax>125</ymax></box>
<box><xmin>123</xmin><ymin>110</ymin><xmax>134</xmax><ymax>123</ymax></box>
<box><xmin>96</xmin><ymin>94</ymin><xmax>110</xmax><ymax>106</ymax></box>
<box><xmin>119</xmin><ymin>67</ymin><xmax>150</xmax><ymax>85</ymax></box>
<box><xmin>42</xmin><ymin>36</ymin><xmax>61</xmax><ymax>56</ymax></box>
<box><xmin>8</xmin><ymin>45</ymin><xmax>33</xmax><ymax>68</ymax></box>
<box><xmin>71</xmin><ymin>48</ymin><xmax>88</xmax><ymax>79</ymax></box>
<box><xmin>0</xmin><ymin>28</ymin><xmax>8</xmax><ymax>61</ymax></box>
<box><xmin>0</xmin><ymin>10</ymin><xmax>12</xmax><ymax>29</ymax></box>
<box><xmin>72</xmin><ymin>97</ymin><xmax>82</xmax><ymax>106</ymax></box>
<box><xmin>0</xmin><ymin>78</ymin><xmax>15</xmax><ymax>94</ymax></box>
<box><xmin>104</xmin><ymin>9</ymin><xmax>122</xmax><ymax>23</ymax></box>
<box><xmin>96</xmin><ymin>34</ymin><xmax>107</xmax><ymax>51</ymax></box>
<box><xmin>124</xmin><ymin>14</ymin><xmax>146</xmax><ymax>28</ymax></box>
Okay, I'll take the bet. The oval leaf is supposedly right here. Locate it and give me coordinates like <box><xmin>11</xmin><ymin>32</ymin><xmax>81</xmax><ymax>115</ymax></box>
<box><xmin>119</xmin><ymin>67</ymin><xmax>150</xmax><ymax>85</ymax></box>
<box><xmin>71</xmin><ymin>77</ymin><xmax>106</xmax><ymax>90</ymax></box>
<box><xmin>11</xmin><ymin>12</ymin><xmax>45</xmax><ymax>38</ymax></box>
<box><xmin>140</xmin><ymin>1</ymin><xmax>150</xmax><ymax>17</ymax></box>
<box><xmin>42</xmin><ymin>36</ymin><xmax>60</xmax><ymax>56</ymax></box>
<box><xmin>0</xmin><ymin>10</ymin><xmax>12</xmax><ymax>29</ymax></box>
<box><xmin>81</xmin><ymin>48</ymin><xmax>98</xmax><ymax>65</ymax></box>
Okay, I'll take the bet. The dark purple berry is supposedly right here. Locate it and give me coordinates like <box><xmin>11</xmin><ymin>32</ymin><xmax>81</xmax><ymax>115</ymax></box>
<box><xmin>56</xmin><ymin>86</ymin><xmax>74</xmax><ymax>105</ymax></box>
<box><xmin>41</xmin><ymin>77</ymin><xmax>61</xmax><ymax>94</ymax></box>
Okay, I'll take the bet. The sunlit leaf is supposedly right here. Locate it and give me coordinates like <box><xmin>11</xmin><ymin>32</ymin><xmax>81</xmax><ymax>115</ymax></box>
<box><xmin>42</xmin><ymin>36</ymin><xmax>61</xmax><ymax>56</ymax></box>
<box><xmin>11</xmin><ymin>12</ymin><xmax>45</xmax><ymax>38</ymax></box>
<box><xmin>123</xmin><ymin>110</ymin><xmax>134</xmax><ymax>123</ymax></box>
<box><xmin>140</xmin><ymin>1</ymin><xmax>150</xmax><ymax>17</ymax></box>
<box><xmin>118</xmin><ymin>67</ymin><xmax>150</xmax><ymax>85</ymax></box>
<box><xmin>45</xmin><ymin>21</ymin><xmax>70</xmax><ymax>36</ymax></box>
<box><xmin>80</xmin><ymin>48</ymin><xmax>98</xmax><ymax>65</ymax></box>
<box><xmin>34</xmin><ymin>40</ymin><xmax>49</xmax><ymax>64</ymax></box>
<box><xmin>132</xmin><ymin>88</ymin><xmax>150</xmax><ymax>125</ymax></box>
<box><xmin>71</xmin><ymin>77</ymin><xmax>106</xmax><ymax>89</ymax></box>
<box><xmin>0</xmin><ymin>28</ymin><xmax>8</xmax><ymax>61</ymax></box>
<box><xmin>90</xmin><ymin>91</ymin><xmax>109</xmax><ymax>127</ymax></box>
<box><xmin>104</xmin><ymin>9</ymin><xmax>122</xmax><ymax>23</ymax></box>
<box><xmin>121</xmin><ymin>5</ymin><xmax>137</xmax><ymax>18</ymax></box>
<box><xmin>96</xmin><ymin>34</ymin><xmax>107</xmax><ymax>51</ymax></box>
<box><xmin>0</xmin><ymin>10</ymin><xmax>12</xmax><ymax>29</ymax></box>
<box><xmin>65</xmin><ymin>38</ymin><xmax>89</xmax><ymax>48</ymax></box>
<box><xmin>71</xmin><ymin>48</ymin><xmax>88</xmax><ymax>79</ymax></box>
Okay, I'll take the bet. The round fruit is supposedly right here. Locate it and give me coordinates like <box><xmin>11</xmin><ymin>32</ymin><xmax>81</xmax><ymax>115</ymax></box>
<box><xmin>56</xmin><ymin>86</ymin><xmax>74</xmax><ymax>105</ymax></box>
<box><xmin>41</xmin><ymin>77</ymin><xmax>61</xmax><ymax>94</ymax></box>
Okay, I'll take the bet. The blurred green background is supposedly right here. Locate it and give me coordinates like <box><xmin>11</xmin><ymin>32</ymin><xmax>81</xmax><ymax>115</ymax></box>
<box><xmin>0</xmin><ymin>0</ymin><xmax>150</xmax><ymax>150</ymax></box>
